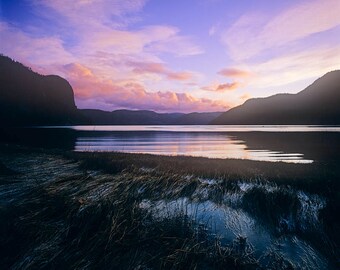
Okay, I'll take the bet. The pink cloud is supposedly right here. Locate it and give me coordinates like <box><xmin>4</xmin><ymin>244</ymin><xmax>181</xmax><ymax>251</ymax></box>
<box><xmin>129</xmin><ymin>61</ymin><xmax>194</xmax><ymax>81</ymax></box>
<box><xmin>130</xmin><ymin>62</ymin><xmax>166</xmax><ymax>74</ymax></box>
<box><xmin>63</xmin><ymin>63</ymin><xmax>94</xmax><ymax>77</ymax></box>
<box><xmin>62</xmin><ymin>62</ymin><xmax>229</xmax><ymax>112</ymax></box>
<box><xmin>167</xmin><ymin>71</ymin><xmax>192</xmax><ymax>81</ymax></box>
<box><xmin>202</xmin><ymin>81</ymin><xmax>241</xmax><ymax>92</ymax></box>
<box><xmin>218</xmin><ymin>68</ymin><xmax>251</xmax><ymax>78</ymax></box>
<box><xmin>98</xmin><ymin>83</ymin><xmax>229</xmax><ymax>113</ymax></box>
<box><xmin>239</xmin><ymin>93</ymin><xmax>251</xmax><ymax>101</ymax></box>
<box><xmin>216</xmin><ymin>82</ymin><xmax>240</xmax><ymax>91</ymax></box>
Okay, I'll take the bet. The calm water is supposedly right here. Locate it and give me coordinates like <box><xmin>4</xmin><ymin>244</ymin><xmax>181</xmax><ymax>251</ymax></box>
<box><xmin>3</xmin><ymin>125</ymin><xmax>340</xmax><ymax>163</ymax></box>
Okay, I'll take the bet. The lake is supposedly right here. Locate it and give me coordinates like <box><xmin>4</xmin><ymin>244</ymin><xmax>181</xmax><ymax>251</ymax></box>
<box><xmin>2</xmin><ymin>125</ymin><xmax>340</xmax><ymax>163</ymax></box>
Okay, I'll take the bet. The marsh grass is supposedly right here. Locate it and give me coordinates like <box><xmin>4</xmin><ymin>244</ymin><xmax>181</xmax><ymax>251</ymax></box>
<box><xmin>0</xmin><ymin>170</ymin><xmax>258</xmax><ymax>269</ymax></box>
<box><xmin>0</xmin><ymin>144</ymin><xmax>339</xmax><ymax>269</ymax></box>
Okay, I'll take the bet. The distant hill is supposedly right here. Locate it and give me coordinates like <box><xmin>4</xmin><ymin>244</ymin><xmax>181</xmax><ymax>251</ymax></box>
<box><xmin>211</xmin><ymin>71</ymin><xmax>340</xmax><ymax>125</ymax></box>
<box><xmin>0</xmin><ymin>55</ymin><xmax>85</xmax><ymax>125</ymax></box>
<box><xmin>81</xmin><ymin>109</ymin><xmax>221</xmax><ymax>125</ymax></box>
<box><xmin>81</xmin><ymin>109</ymin><xmax>182</xmax><ymax>125</ymax></box>
<box><xmin>175</xmin><ymin>112</ymin><xmax>222</xmax><ymax>125</ymax></box>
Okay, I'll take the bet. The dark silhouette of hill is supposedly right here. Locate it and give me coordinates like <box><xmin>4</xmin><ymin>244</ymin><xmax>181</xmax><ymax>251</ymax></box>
<box><xmin>175</xmin><ymin>112</ymin><xmax>222</xmax><ymax>125</ymax></box>
<box><xmin>81</xmin><ymin>109</ymin><xmax>221</xmax><ymax>125</ymax></box>
<box><xmin>0</xmin><ymin>55</ymin><xmax>86</xmax><ymax>125</ymax></box>
<box><xmin>81</xmin><ymin>109</ymin><xmax>182</xmax><ymax>125</ymax></box>
<box><xmin>211</xmin><ymin>71</ymin><xmax>340</xmax><ymax>125</ymax></box>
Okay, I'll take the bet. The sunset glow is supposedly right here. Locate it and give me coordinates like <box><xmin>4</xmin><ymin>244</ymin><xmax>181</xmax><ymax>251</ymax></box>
<box><xmin>1</xmin><ymin>0</ymin><xmax>340</xmax><ymax>112</ymax></box>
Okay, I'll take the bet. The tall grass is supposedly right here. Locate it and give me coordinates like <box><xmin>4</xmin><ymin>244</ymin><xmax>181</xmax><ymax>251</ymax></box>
<box><xmin>0</xmin><ymin>144</ymin><xmax>339</xmax><ymax>269</ymax></box>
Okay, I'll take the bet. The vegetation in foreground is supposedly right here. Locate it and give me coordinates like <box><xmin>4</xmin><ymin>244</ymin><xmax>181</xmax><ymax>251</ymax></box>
<box><xmin>0</xmin><ymin>144</ymin><xmax>339</xmax><ymax>269</ymax></box>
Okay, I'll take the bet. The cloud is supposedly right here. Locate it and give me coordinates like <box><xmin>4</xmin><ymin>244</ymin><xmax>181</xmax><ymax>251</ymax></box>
<box><xmin>1</xmin><ymin>1</ymin><xmax>202</xmax><ymax>67</ymax></box>
<box><xmin>209</xmin><ymin>25</ymin><xmax>216</xmax><ymax>36</ymax></box>
<box><xmin>248</xmin><ymin>46</ymin><xmax>340</xmax><ymax>88</ymax></box>
<box><xmin>36</xmin><ymin>0</ymin><xmax>202</xmax><ymax>57</ymax></box>
<box><xmin>167</xmin><ymin>72</ymin><xmax>193</xmax><ymax>81</ymax></box>
<box><xmin>109</xmin><ymin>89</ymin><xmax>230</xmax><ymax>113</ymax></box>
<box><xmin>239</xmin><ymin>93</ymin><xmax>251</xmax><ymax>101</ymax></box>
<box><xmin>223</xmin><ymin>0</ymin><xmax>340</xmax><ymax>60</ymax></box>
<box><xmin>129</xmin><ymin>61</ymin><xmax>165</xmax><ymax>74</ymax></box>
<box><xmin>216</xmin><ymin>82</ymin><xmax>240</xmax><ymax>91</ymax></box>
<box><xmin>0</xmin><ymin>22</ymin><xmax>74</xmax><ymax>66</ymax></box>
<box><xmin>209</xmin><ymin>26</ymin><xmax>216</xmax><ymax>36</ymax></box>
<box><xmin>36</xmin><ymin>0</ymin><xmax>147</xmax><ymax>26</ymax></box>
<box><xmin>59</xmin><ymin>62</ymin><xmax>230</xmax><ymax>112</ymax></box>
<box><xmin>145</xmin><ymin>33</ymin><xmax>204</xmax><ymax>56</ymax></box>
<box><xmin>75</xmin><ymin>25</ymin><xmax>201</xmax><ymax>58</ymax></box>
<box><xmin>209</xmin><ymin>22</ymin><xmax>222</xmax><ymax>37</ymax></box>
<box><xmin>217</xmin><ymin>0</ymin><xmax>340</xmax><ymax>97</ymax></box>
<box><xmin>202</xmin><ymin>81</ymin><xmax>240</xmax><ymax>92</ymax></box>
<box><xmin>0</xmin><ymin>1</ymin><xmax>209</xmax><ymax>112</ymax></box>
<box><xmin>129</xmin><ymin>61</ymin><xmax>194</xmax><ymax>81</ymax></box>
<box><xmin>218</xmin><ymin>68</ymin><xmax>251</xmax><ymax>78</ymax></box>
<box><xmin>63</xmin><ymin>63</ymin><xmax>94</xmax><ymax>78</ymax></box>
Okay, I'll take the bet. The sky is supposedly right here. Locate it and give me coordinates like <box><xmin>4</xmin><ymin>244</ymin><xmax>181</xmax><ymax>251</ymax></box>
<box><xmin>1</xmin><ymin>0</ymin><xmax>340</xmax><ymax>113</ymax></box>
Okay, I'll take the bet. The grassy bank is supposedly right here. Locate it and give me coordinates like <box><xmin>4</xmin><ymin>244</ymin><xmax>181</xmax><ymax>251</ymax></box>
<box><xmin>0</xmin><ymin>144</ymin><xmax>339</xmax><ymax>269</ymax></box>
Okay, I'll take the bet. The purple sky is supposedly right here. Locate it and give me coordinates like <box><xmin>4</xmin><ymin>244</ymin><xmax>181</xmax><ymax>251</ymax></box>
<box><xmin>1</xmin><ymin>0</ymin><xmax>340</xmax><ymax>112</ymax></box>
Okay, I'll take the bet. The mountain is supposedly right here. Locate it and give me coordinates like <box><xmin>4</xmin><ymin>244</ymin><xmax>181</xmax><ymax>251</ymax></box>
<box><xmin>0</xmin><ymin>55</ymin><xmax>86</xmax><ymax>125</ymax></box>
<box><xmin>81</xmin><ymin>109</ymin><xmax>222</xmax><ymax>125</ymax></box>
<box><xmin>211</xmin><ymin>71</ymin><xmax>340</xmax><ymax>125</ymax></box>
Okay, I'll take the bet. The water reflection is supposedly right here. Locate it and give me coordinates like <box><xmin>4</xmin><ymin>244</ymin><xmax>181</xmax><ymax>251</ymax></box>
<box><xmin>74</xmin><ymin>132</ymin><xmax>313</xmax><ymax>163</ymax></box>
<box><xmin>58</xmin><ymin>125</ymin><xmax>340</xmax><ymax>132</ymax></box>
<box><xmin>2</xmin><ymin>125</ymin><xmax>340</xmax><ymax>163</ymax></box>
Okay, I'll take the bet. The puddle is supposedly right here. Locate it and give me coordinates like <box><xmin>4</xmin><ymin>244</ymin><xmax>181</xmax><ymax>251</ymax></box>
<box><xmin>139</xmin><ymin>182</ymin><xmax>331</xmax><ymax>269</ymax></box>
